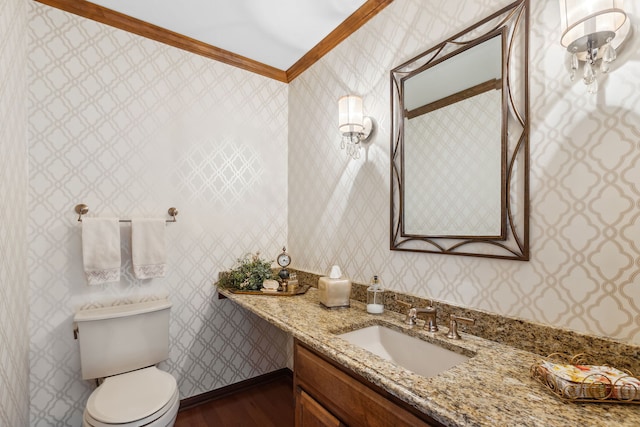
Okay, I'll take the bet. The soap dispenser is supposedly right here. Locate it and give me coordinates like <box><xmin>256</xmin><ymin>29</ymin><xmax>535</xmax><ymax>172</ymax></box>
<box><xmin>318</xmin><ymin>265</ymin><xmax>351</xmax><ymax>308</ymax></box>
<box><xmin>366</xmin><ymin>275</ymin><xmax>385</xmax><ymax>314</ymax></box>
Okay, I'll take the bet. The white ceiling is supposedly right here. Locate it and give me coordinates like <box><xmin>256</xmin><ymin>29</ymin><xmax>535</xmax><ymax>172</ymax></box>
<box><xmin>88</xmin><ymin>0</ymin><xmax>367</xmax><ymax>70</ymax></box>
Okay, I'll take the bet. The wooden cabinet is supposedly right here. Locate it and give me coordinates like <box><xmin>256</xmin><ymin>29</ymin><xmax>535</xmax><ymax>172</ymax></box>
<box><xmin>294</xmin><ymin>340</ymin><xmax>442</xmax><ymax>427</ymax></box>
<box><xmin>296</xmin><ymin>389</ymin><xmax>345</xmax><ymax>427</ymax></box>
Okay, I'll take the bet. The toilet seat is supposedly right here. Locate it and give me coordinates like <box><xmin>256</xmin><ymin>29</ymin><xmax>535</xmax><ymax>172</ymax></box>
<box><xmin>84</xmin><ymin>366</ymin><xmax>179</xmax><ymax>427</ymax></box>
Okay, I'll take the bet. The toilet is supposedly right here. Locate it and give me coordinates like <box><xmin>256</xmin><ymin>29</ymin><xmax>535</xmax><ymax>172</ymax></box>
<box><xmin>74</xmin><ymin>299</ymin><xmax>180</xmax><ymax>427</ymax></box>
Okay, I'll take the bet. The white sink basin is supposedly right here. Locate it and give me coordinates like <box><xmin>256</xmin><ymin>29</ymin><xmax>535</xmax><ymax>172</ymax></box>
<box><xmin>338</xmin><ymin>325</ymin><xmax>470</xmax><ymax>378</ymax></box>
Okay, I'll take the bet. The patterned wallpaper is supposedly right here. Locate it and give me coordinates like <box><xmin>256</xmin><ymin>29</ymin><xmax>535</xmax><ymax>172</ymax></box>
<box><xmin>28</xmin><ymin>3</ymin><xmax>289</xmax><ymax>425</ymax></box>
<box><xmin>0</xmin><ymin>0</ymin><xmax>29</xmax><ymax>425</ymax></box>
<box><xmin>289</xmin><ymin>0</ymin><xmax>640</xmax><ymax>345</ymax></box>
<box><xmin>404</xmin><ymin>91</ymin><xmax>502</xmax><ymax>235</ymax></box>
<box><xmin>17</xmin><ymin>0</ymin><xmax>640</xmax><ymax>424</ymax></box>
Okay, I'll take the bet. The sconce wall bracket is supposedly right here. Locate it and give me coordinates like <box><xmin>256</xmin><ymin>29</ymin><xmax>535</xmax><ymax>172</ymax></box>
<box><xmin>361</xmin><ymin>116</ymin><xmax>374</xmax><ymax>142</ymax></box>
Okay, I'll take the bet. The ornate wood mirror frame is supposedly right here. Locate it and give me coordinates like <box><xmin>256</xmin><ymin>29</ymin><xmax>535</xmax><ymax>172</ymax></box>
<box><xmin>390</xmin><ymin>0</ymin><xmax>529</xmax><ymax>260</ymax></box>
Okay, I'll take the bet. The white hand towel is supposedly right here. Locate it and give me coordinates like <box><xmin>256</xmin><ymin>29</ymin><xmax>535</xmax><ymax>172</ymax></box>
<box><xmin>82</xmin><ymin>218</ymin><xmax>121</xmax><ymax>285</ymax></box>
<box><xmin>131</xmin><ymin>218</ymin><xmax>166</xmax><ymax>279</ymax></box>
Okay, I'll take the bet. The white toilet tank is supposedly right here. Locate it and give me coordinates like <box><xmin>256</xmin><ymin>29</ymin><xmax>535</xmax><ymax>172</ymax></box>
<box><xmin>74</xmin><ymin>299</ymin><xmax>172</xmax><ymax>380</ymax></box>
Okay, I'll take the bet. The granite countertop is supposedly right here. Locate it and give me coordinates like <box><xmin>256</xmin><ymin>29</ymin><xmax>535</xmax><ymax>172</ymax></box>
<box><xmin>219</xmin><ymin>287</ymin><xmax>640</xmax><ymax>426</ymax></box>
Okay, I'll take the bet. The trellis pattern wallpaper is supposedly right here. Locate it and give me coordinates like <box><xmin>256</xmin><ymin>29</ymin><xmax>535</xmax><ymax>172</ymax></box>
<box><xmin>404</xmin><ymin>91</ymin><xmax>502</xmax><ymax>235</ymax></box>
<box><xmin>28</xmin><ymin>3</ymin><xmax>289</xmax><ymax>425</ymax></box>
<box><xmin>289</xmin><ymin>0</ymin><xmax>640</xmax><ymax>344</ymax></box>
<box><xmin>0</xmin><ymin>0</ymin><xmax>29</xmax><ymax>425</ymax></box>
<box><xmin>17</xmin><ymin>0</ymin><xmax>640</xmax><ymax>424</ymax></box>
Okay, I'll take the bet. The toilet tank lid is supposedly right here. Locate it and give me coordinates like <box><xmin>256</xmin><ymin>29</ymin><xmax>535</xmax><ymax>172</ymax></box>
<box><xmin>74</xmin><ymin>300</ymin><xmax>172</xmax><ymax>322</ymax></box>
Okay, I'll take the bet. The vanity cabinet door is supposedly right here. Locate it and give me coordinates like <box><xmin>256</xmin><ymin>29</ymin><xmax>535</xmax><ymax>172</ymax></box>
<box><xmin>296</xmin><ymin>389</ymin><xmax>345</xmax><ymax>427</ymax></box>
<box><xmin>294</xmin><ymin>340</ymin><xmax>441</xmax><ymax>427</ymax></box>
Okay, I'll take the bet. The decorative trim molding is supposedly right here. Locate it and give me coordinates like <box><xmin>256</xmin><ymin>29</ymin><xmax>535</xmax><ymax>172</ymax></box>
<box><xmin>286</xmin><ymin>0</ymin><xmax>394</xmax><ymax>81</ymax></box>
<box><xmin>405</xmin><ymin>78</ymin><xmax>502</xmax><ymax>119</ymax></box>
<box><xmin>33</xmin><ymin>0</ymin><xmax>393</xmax><ymax>83</ymax></box>
<box><xmin>33</xmin><ymin>0</ymin><xmax>287</xmax><ymax>82</ymax></box>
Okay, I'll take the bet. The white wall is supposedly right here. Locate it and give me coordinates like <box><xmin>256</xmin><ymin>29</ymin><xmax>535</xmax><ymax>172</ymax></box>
<box><xmin>27</xmin><ymin>3</ymin><xmax>290</xmax><ymax>425</ymax></box>
<box><xmin>0</xmin><ymin>0</ymin><xmax>29</xmax><ymax>425</ymax></box>
<box><xmin>289</xmin><ymin>0</ymin><xmax>640</xmax><ymax>344</ymax></box>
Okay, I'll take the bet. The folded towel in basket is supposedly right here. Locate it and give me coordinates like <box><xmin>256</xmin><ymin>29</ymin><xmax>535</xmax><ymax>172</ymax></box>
<box><xmin>131</xmin><ymin>218</ymin><xmax>166</xmax><ymax>279</ymax></box>
<box><xmin>537</xmin><ymin>361</ymin><xmax>640</xmax><ymax>401</ymax></box>
<box><xmin>82</xmin><ymin>218</ymin><xmax>121</xmax><ymax>285</ymax></box>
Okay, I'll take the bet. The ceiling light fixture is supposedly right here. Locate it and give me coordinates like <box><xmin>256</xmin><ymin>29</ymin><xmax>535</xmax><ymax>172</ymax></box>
<box><xmin>559</xmin><ymin>0</ymin><xmax>630</xmax><ymax>93</ymax></box>
<box><xmin>338</xmin><ymin>95</ymin><xmax>375</xmax><ymax>160</ymax></box>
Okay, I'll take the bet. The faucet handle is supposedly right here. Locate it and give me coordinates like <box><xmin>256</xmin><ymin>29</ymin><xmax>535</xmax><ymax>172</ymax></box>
<box><xmin>397</xmin><ymin>301</ymin><xmax>417</xmax><ymax>325</ymax></box>
<box><xmin>397</xmin><ymin>300</ymin><xmax>412</xmax><ymax>309</ymax></box>
<box><xmin>446</xmin><ymin>314</ymin><xmax>475</xmax><ymax>340</ymax></box>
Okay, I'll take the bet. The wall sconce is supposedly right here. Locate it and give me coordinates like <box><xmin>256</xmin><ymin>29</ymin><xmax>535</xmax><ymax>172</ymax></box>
<box><xmin>559</xmin><ymin>0</ymin><xmax>630</xmax><ymax>93</ymax></box>
<box><xmin>338</xmin><ymin>95</ymin><xmax>375</xmax><ymax>159</ymax></box>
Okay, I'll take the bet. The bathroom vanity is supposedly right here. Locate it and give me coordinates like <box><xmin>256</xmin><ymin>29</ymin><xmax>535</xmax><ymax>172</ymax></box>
<box><xmin>218</xmin><ymin>287</ymin><xmax>640</xmax><ymax>426</ymax></box>
<box><xmin>295</xmin><ymin>341</ymin><xmax>435</xmax><ymax>426</ymax></box>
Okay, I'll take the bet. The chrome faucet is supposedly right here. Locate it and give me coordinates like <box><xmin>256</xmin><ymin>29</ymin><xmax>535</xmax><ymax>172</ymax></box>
<box><xmin>398</xmin><ymin>300</ymin><xmax>438</xmax><ymax>332</ymax></box>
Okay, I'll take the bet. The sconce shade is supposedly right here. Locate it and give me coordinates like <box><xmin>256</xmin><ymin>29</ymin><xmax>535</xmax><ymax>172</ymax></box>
<box><xmin>338</xmin><ymin>95</ymin><xmax>364</xmax><ymax>134</ymax></box>
<box><xmin>558</xmin><ymin>0</ymin><xmax>629</xmax><ymax>93</ymax></box>
<box><xmin>559</xmin><ymin>0</ymin><xmax>627</xmax><ymax>50</ymax></box>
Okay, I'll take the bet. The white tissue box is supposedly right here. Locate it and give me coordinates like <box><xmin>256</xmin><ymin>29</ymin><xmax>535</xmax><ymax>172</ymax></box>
<box><xmin>318</xmin><ymin>277</ymin><xmax>351</xmax><ymax>308</ymax></box>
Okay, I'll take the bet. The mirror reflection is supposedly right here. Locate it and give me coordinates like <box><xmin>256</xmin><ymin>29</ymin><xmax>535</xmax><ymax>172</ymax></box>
<box><xmin>390</xmin><ymin>0</ymin><xmax>529</xmax><ymax>260</ymax></box>
<box><xmin>404</xmin><ymin>34</ymin><xmax>504</xmax><ymax>237</ymax></box>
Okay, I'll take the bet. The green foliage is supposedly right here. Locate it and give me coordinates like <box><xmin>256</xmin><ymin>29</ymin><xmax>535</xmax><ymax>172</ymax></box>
<box><xmin>217</xmin><ymin>253</ymin><xmax>273</xmax><ymax>291</ymax></box>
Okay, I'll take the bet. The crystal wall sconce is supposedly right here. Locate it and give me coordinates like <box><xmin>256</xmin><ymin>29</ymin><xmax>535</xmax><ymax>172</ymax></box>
<box><xmin>338</xmin><ymin>95</ymin><xmax>375</xmax><ymax>160</ymax></box>
<box><xmin>559</xmin><ymin>0</ymin><xmax>631</xmax><ymax>93</ymax></box>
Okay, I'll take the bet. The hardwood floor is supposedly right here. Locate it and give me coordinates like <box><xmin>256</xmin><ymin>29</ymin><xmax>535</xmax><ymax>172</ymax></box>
<box><xmin>175</xmin><ymin>373</ymin><xmax>295</xmax><ymax>427</ymax></box>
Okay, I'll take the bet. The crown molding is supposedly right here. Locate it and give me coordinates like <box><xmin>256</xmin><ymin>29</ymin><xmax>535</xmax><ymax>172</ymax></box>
<box><xmin>34</xmin><ymin>0</ymin><xmax>393</xmax><ymax>83</ymax></box>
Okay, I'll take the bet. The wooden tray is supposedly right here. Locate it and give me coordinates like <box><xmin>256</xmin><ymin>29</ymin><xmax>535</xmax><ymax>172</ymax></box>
<box><xmin>225</xmin><ymin>284</ymin><xmax>310</xmax><ymax>296</ymax></box>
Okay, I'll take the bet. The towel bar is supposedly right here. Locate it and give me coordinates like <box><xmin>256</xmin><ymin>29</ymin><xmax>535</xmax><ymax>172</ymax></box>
<box><xmin>74</xmin><ymin>204</ymin><xmax>178</xmax><ymax>223</ymax></box>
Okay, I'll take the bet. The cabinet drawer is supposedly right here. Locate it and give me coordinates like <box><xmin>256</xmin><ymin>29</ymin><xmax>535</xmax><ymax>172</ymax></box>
<box><xmin>296</xmin><ymin>389</ymin><xmax>345</xmax><ymax>427</ymax></box>
<box><xmin>294</xmin><ymin>341</ymin><xmax>439</xmax><ymax>427</ymax></box>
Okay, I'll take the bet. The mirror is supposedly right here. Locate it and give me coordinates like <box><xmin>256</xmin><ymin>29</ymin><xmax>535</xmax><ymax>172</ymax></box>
<box><xmin>390</xmin><ymin>0</ymin><xmax>529</xmax><ymax>260</ymax></box>
<box><xmin>404</xmin><ymin>33</ymin><xmax>505</xmax><ymax>238</ymax></box>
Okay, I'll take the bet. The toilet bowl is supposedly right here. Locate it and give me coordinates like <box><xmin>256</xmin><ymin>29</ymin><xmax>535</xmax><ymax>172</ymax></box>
<box><xmin>82</xmin><ymin>367</ymin><xmax>179</xmax><ymax>427</ymax></box>
<box><xmin>74</xmin><ymin>300</ymin><xmax>179</xmax><ymax>427</ymax></box>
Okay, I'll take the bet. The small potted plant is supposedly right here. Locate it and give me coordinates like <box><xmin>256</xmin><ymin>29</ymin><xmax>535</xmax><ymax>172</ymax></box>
<box><xmin>217</xmin><ymin>252</ymin><xmax>273</xmax><ymax>292</ymax></box>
